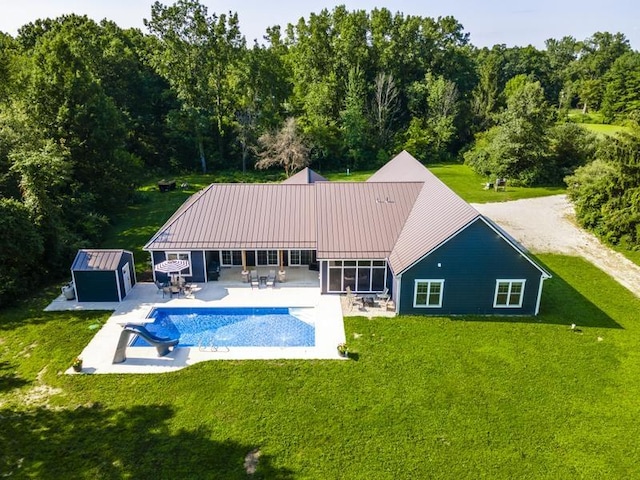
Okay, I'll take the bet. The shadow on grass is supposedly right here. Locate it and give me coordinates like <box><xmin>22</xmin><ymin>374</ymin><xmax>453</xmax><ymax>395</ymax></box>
<box><xmin>452</xmin><ymin>259</ymin><xmax>622</xmax><ymax>329</ymax></box>
<box><xmin>0</xmin><ymin>361</ymin><xmax>29</xmax><ymax>393</ymax></box>
<box><xmin>0</xmin><ymin>403</ymin><xmax>293</xmax><ymax>479</ymax></box>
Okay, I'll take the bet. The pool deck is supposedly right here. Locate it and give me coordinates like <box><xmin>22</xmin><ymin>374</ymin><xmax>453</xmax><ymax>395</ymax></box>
<box><xmin>46</xmin><ymin>282</ymin><xmax>346</xmax><ymax>374</ymax></box>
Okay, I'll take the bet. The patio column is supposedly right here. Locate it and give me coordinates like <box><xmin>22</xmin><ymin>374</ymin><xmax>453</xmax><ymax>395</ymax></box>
<box><xmin>279</xmin><ymin>250</ymin><xmax>284</xmax><ymax>270</ymax></box>
<box><xmin>241</xmin><ymin>250</ymin><xmax>247</xmax><ymax>272</ymax></box>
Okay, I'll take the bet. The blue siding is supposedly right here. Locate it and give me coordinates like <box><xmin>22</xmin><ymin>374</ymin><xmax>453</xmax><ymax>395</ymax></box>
<box><xmin>152</xmin><ymin>251</ymin><xmax>206</xmax><ymax>283</ymax></box>
<box><xmin>74</xmin><ymin>271</ymin><xmax>119</xmax><ymax>302</ymax></box>
<box><xmin>399</xmin><ymin>219</ymin><xmax>544</xmax><ymax>315</ymax></box>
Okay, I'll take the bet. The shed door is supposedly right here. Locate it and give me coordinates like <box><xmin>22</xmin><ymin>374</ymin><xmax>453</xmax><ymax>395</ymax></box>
<box><xmin>122</xmin><ymin>263</ymin><xmax>132</xmax><ymax>294</ymax></box>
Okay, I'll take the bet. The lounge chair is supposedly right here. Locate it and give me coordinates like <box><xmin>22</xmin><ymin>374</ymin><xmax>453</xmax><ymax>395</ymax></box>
<box><xmin>376</xmin><ymin>288</ymin><xmax>390</xmax><ymax>302</ymax></box>
<box><xmin>250</xmin><ymin>270</ymin><xmax>259</xmax><ymax>289</ymax></box>
<box><xmin>345</xmin><ymin>286</ymin><xmax>360</xmax><ymax>311</ymax></box>
<box><xmin>266</xmin><ymin>270</ymin><xmax>276</xmax><ymax>287</ymax></box>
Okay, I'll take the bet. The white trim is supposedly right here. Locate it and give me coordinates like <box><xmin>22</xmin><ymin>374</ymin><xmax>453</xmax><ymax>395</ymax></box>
<box><xmin>396</xmin><ymin>216</ymin><xmax>551</xmax><ymax>280</ymax></box>
<box><xmin>493</xmin><ymin>279</ymin><xmax>526</xmax><ymax>308</ymax></box>
<box><xmin>535</xmin><ymin>274</ymin><xmax>546</xmax><ymax>315</ymax></box>
<box><xmin>115</xmin><ymin>270</ymin><xmax>123</xmax><ymax>301</ymax></box>
<box><xmin>395</xmin><ymin>274</ymin><xmax>402</xmax><ymax>313</ymax></box>
<box><xmin>479</xmin><ymin>216</ymin><xmax>551</xmax><ymax>279</ymax></box>
<box><xmin>413</xmin><ymin>279</ymin><xmax>445</xmax><ymax>308</ymax></box>
<box><xmin>166</xmin><ymin>251</ymin><xmax>192</xmax><ymax>276</ymax></box>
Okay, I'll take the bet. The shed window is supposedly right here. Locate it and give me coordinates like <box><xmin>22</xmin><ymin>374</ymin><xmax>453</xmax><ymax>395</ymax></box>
<box><xmin>494</xmin><ymin>280</ymin><xmax>526</xmax><ymax>308</ymax></box>
<box><xmin>413</xmin><ymin>280</ymin><xmax>444</xmax><ymax>308</ymax></box>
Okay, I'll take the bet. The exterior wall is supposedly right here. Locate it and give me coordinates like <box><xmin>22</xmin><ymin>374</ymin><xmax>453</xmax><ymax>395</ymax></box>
<box><xmin>151</xmin><ymin>250</ymin><xmax>206</xmax><ymax>283</ymax></box>
<box><xmin>320</xmin><ymin>260</ymin><xmax>328</xmax><ymax>293</ymax></box>
<box><xmin>74</xmin><ymin>270</ymin><xmax>119</xmax><ymax>302</ymax></box>
<box><xmin>398</xmin><ymin>220</ymin><xmax>544</xmax><ymax>315</ymax></box>
<box><xmin>116</xmin><ymin>251</ymin><xmax>136</xmax><ymax>297</ymax></box>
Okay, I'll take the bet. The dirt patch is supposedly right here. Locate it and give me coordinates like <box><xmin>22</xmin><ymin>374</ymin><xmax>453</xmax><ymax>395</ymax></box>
<box><xmin>473</xmin><ymin>194</ymin><xmax>640</xmax><ymax>297</ymax></box>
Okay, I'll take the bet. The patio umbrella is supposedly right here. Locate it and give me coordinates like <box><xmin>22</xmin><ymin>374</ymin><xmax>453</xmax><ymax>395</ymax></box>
<box><xmin>154</xmin><ymin>259</ymin><xmax>190</xmax><ymax>278</ymax></box>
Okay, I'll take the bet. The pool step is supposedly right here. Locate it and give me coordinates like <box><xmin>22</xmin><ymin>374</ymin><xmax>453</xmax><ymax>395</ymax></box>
<box><xmin>289</xmin><ymin>307</ymin><xmax>316</xmax><ymax>325</ymax></box>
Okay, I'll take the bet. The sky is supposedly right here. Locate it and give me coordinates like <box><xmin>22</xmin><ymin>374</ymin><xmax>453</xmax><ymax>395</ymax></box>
<box><xmin>1</xmin><ymin>0</ymin><xmax>638</xmax><ymax>50</ymax></box>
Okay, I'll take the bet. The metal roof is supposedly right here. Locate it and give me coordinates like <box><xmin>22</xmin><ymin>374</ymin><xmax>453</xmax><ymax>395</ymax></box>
<box><xmin>315</xmin><ymin>182</ymin><xmax>423</xmax><ymax>258</ymax></box>
<box><xmin>366</xmin><ymin>150</ymin><xmax>434</xmax><ymax>182</ymax></box>
<box><xmin>143</xmin><ymin>152</ymin><xmax>542</xmax><ymax>278</ymax></box>
<box><xmin>282</xmin><ymin>167</ymin><xmax>328</xmax><ymax>184</ymax></box>
<box><xmin>71</xmin><ymin>249</ymin><xmax>128</xmax><ymax>271</ymax></box>
<box><xmin>388</xmin><ymin>173</ymin><xmax>481</xmax><ymax>274</ymax></box>
<box><xmin>144</xmin><ymin>183</ymin><xmax>317</xmax><ymax>250</ymax></box>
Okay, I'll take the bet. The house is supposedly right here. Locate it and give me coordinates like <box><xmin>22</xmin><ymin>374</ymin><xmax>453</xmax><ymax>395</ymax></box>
<box><xmin>71</xmin><ymin>249</ymin><xmax>136</xmax><ymax>302</ymax></box>
<box><xmin>144</xmin><ymin>152</ymin><xmax>550</xmax><ymax>315</ymax></box>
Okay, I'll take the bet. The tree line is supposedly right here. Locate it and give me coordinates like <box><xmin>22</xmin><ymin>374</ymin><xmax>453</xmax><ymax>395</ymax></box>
<box><xmin>1</xmin><ymin>0</ymin><xmax>639</xmax><ymax>304</ymax></box>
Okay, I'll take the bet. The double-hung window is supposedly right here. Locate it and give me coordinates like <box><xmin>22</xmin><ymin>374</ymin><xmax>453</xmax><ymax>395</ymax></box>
<box><xmin>413</xmin><ymin>280</ymin><xmax>444</xmax><ymax>308</ymax></box>
<box><xmin>493</xmin><ymin>279</ymin><xmax>526</xmax><ymax>308</ymax></box>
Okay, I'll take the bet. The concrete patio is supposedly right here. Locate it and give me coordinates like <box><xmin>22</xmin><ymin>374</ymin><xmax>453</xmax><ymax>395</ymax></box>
<box><xmin>47</xmin><ymin>276</ymin><xmax>347</xmax><ymax>373</ymax></box>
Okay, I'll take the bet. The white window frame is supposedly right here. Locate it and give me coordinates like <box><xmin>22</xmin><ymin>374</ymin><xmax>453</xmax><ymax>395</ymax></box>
<box><xmin>220</xmin><ymin>250</ymin><xmax>242</xmax><ymax>267</ymax></box>
<box><xmin>413</xmin><ymin>279</ymin><xmax>444</xmax><ymax>308</ymax></box>
<box><xmin>493</xmin><ymin>279</ymin><xmax>526</xmax><ymax>308</ymax></box>
<box><xmin>166</xmin><ymin>251</ymin><xmax>192</xmax><ymax>276</ymax></box>
<box><xmin>256</xmin><ymin>250</ymin><xmax>278</xmax><ymax>266</ymax></box>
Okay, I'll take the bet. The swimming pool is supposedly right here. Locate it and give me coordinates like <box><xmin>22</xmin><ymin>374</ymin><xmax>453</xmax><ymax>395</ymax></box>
<box><xmin>131</xmin><ymin>307</ymin><xmax>315</xmax><ymax>348</ymax></box>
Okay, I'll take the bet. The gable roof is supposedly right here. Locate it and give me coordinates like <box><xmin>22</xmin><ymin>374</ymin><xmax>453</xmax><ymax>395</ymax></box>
<box><xmin>366</xmin><ymin>150</ymin><xmax>433</xmax><ymax>183</ymax></box>
<box><xmin>72</xmin><ymin>249</ymin><xmax>128</xmax><ymax>271</ymax></box>
<box><xmin>282</xmin><ymin>167</ymin><xmax>328</xmax><ymax>184</ymax></box>
<box><xmin>143</xmin><ymin>152</ymin><xmax>543</xmax><ymax>278</ymax></box>
<box><xmin>144</xmin><ymin>184</ymin><xmax>316</xmax><ymax>250</ymax></box>
<box><xmin>388</xmin><ymin>169</ymin><xmax>481</xmax><ymax>274</ymax></box>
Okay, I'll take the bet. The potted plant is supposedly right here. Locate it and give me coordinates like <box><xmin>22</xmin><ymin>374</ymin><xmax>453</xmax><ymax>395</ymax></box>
<box><xmin>337</xmin><ymin>343</ymin><xmax>348</xmax><ymax>358</ymax></box>
<box><xmin>72</xmin><ymin>357</ymin><xmax>83</xmax><ymax>372</ymax></box>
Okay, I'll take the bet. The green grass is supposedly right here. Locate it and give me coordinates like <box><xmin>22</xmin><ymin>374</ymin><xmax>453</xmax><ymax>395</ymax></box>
<box><xmin>326</xmin><ymin>163</ymin><xmax>565</xmax><ymax>203</ymax></box>
<box><xmin>579</xmin><ymin>123</ymin><xmax>629</xmax><ymax>136</ymax></box>
<box><xmin>2</xmin><ymin>254</ymin><xmax>640</xmax><ymax>477</ymax></box>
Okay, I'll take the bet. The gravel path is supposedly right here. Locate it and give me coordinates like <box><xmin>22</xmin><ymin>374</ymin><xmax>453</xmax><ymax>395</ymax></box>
<box><xmin>473</xmin><ymin>194</ymin><xmax>640</xmax><ymax>297</ymax></box>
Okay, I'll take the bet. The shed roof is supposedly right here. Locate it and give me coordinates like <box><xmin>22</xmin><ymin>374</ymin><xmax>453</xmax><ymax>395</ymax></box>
<box><xmin>144</xmin><ymin>183</ymin><xmax>317</xmax><ymax>250</ymax></box>
<box><xmin>71</xmin><ymin>249</ymin><xmax>128</xmax><ymax>271</ymax></box>
<box><xmin>282</xmin><ymin>167</ymin><xmax>328</xmax><ymax>184</ymax></box>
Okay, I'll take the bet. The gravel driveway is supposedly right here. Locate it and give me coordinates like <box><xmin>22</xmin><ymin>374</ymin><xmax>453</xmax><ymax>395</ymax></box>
<box><xmin>473</xmin><ymin>194</ymin><xmax>640</xmax><ymax>296</ymax></box>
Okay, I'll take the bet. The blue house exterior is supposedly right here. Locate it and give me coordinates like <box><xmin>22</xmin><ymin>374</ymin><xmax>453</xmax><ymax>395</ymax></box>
<box><xmin>144</xmin><ymin>151</ymin><xmax>550</xmax><ymax>316</ymax></box>
<box><xmin>396</xmin><ymin>218</ymin><xmax>548</xmax><ymax>316</ymax></box>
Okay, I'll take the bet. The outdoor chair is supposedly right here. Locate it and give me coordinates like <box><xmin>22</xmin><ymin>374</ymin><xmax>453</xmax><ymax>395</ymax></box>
<box><xmin>345</xmin><ymin>286</ymin><xmax>360</xmax><ymax>311</ymax></box>
<box><xmin>250</xmin><ymin>270</ymin><xmax>259</xmax><ymax>289</ymax></box>
<box><xmin>266</xmin><ymin>270</ymin><xmax>276</xmax><ymax>287</ymax></box>
<box><xmin>376</xmin><ymin>288</ymin><xmax>390</xmax><ymax>305</ymax></box>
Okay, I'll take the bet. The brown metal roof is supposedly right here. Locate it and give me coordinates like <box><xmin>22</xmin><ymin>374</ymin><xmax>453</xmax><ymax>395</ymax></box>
<box><xmin>315</xmin><ymin>182</ymin><xmax>423</xmax><ymax>258</ymax></box>
<box><xmin>282</xmin><ymin>167</ymin><xmax>328</xmax><ymax>184</ymax></box>
<box><xmin>144</xmin><ymin>184</ymin><xmax>317</xmax><ymax>250</ymax></box>
<box><xmin>366</xmin><ymin>150</ymin><xmax>434</xmax><ymax>182</ymax></box>
<box><xmin>388</xmin><ymin>170</ymin><xmax>480</xmax><ymax>274</ymax></box>
<box><xmin>71</xmin><ymin>249</ymin><xmax>127</xmax><ymax>271</ymax></box>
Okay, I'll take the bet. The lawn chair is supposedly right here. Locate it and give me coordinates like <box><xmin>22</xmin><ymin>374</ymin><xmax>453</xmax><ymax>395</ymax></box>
<box><xmin>345</xmin><ymin>286</ymin><xmax>360</xmax><ymax>311</ymax></box>
<box><xmin>376</xmin><ymin>288</ymin><xmax>390</xmax><ymax>306</ymax></box>
<box><xmin>266</xmin><ymin>270</ymin><xmax>276</xmax><ymax>288</ymax></box>
<box><xmin>250</xmin><ymin>270</ymin><xmax>259</xmax><ymax>289</ymax></box>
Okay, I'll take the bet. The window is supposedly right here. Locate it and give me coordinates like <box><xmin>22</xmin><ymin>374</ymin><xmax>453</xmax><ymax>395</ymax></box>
<box><xmin>167</xmin><ymin>251</ymin><xmax>192</xmax><ymax>276</ymax></box>
<box><xmin>326</xmin><ymin>259</ymin><xmax>388</xmax><ymax>292</ymax></box>
<box><xmin>493</xmin><ymin>280</ymin><xmax>526</xmax><ymax>308</ymax></box>
<box><xmin>256</xmin><ymin>250</ymin><xmax>278</xmax><ymax>266</ymax></box>
<box><xmin>220</xmin><ymin>250</ymin><xmax>242</xmax><ymax>266</ymax></box>
<box><xmin>413</xmin><ymin>280</ymin><xmax>444</xmax><ymax>308</ymax></box>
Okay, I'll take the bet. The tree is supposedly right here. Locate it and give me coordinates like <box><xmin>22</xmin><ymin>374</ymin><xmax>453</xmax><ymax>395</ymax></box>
<box><xmin>145</xmin><ymin>0</ymin><xmax>245</xmax><ymax>171</ymax></box>
<box><xmin>340</xmin><ymin>66</ymin><xmax>370</xmax><ymax>169</ymax></box>
<box><xmin>403</xmin><ymin>73</ymin><xmax>459</xmax><ymax>161</ymax></box>
<box><xmin>371</xmin><ymin>72</ymin><xmax>400</xmax><ymax>152</ymax></box>
<box><xmin>601</xmin><ymin>51</ymin><xmax>640</xmax><ymax>122</ymax></box>
<box><xmin>255</xmin><ymin>117</ymin><xmax>309</xmax><ymax>177</ymax></box>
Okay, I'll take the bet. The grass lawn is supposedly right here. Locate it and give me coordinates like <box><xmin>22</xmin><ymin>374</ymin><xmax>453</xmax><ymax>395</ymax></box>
<box><xmin>326</xmin><ymin>163</ymin><xmax>565</xmax><ymax>203</ymax></box>
<box><xmin>579</xmin><ymin>123</ymin><xmax>629</xmax><ymax>137</ymax></box>
<box><xmin>1</xmin><ymin>254</ymin><xmax>640</xmax><ymax>478</ymax></box>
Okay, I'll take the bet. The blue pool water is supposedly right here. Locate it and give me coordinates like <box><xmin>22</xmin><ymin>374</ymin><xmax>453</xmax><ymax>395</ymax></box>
<box><xmin>131</xmin><ymin>307</ymin><xmax>315</xmax><ymax>348</ymax></box>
